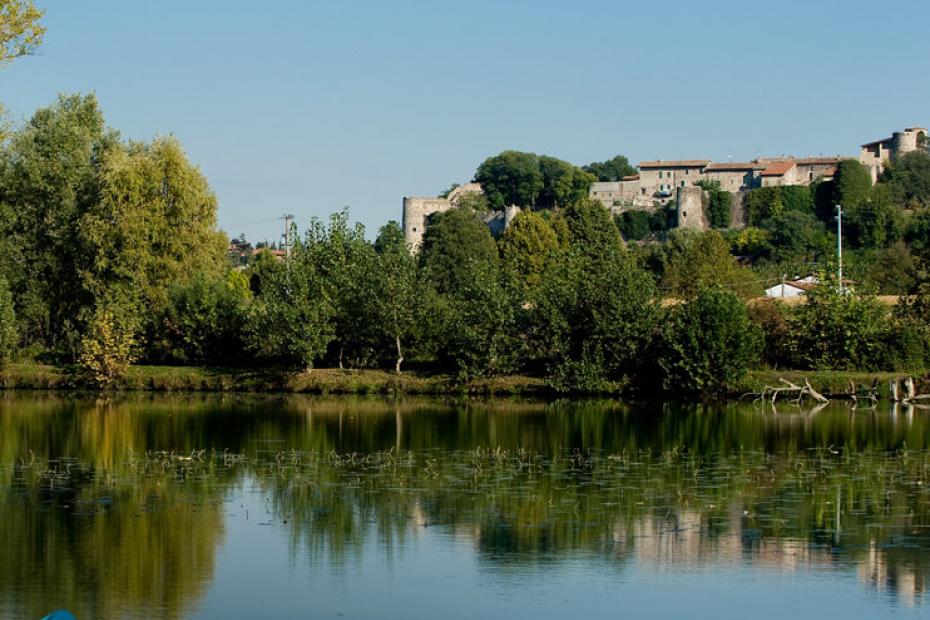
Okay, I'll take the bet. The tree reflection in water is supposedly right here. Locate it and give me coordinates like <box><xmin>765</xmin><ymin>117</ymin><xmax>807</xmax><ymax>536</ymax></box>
<box><xmin>0</xmin><ymin>394</ymin><xmax>928</xmax><ymax>617</ymax></box>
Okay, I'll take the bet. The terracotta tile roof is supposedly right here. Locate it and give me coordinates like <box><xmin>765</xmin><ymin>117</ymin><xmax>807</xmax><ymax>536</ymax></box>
<box><xmin>703</xmin><ymin>162</ymin><xmax>760</xmax><ymax>171</ymax></box>
<box><xmin>638</xmin><ymin>160</ymin><xmax>710</xmax><ymax>169</ymax></box>
<box><xmin>621</xmin><ymin>174</ymin><xmax>640</xmax><ymax>181</ymax></box>
<box><xmin>795</xmin><ymin>157</ymin><xmax>842</xmax><ymax>165</ymax></box>
<box><xmin>760</xmin><ymin>160</ymin><xmax>797</xmax><ymax>177</ymax></box>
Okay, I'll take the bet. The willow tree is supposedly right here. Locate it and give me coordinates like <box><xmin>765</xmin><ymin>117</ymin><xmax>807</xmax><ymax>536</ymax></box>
<box><xmin>78</xmin><ymin>137</ymin><xmax>228</xmax><ymax>344</ymax></box>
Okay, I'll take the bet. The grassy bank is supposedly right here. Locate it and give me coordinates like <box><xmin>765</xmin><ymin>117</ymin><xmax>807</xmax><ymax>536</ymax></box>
<box><xmin>0</xmin><ymin>363</ymin><xmax>551</xmax><ymax>396</ymax></box>
<box><xmin>1</xmin><ymin>363</ymin><xmax>925</xmax><ymax>399</ymax></box>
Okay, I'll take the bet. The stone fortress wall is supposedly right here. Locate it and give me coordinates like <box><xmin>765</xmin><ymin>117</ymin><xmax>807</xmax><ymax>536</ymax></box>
<box><xmin>403</xmin><ymin>126</ymin><xmax>925</xmax><ymax>246</ymax></box>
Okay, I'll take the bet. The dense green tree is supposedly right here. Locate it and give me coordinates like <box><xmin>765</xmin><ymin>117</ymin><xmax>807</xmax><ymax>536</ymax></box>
<box><xmin>245</xmin><ymin>253</ymin><xmax>334</xmax><ymax>370</ymax></box>
<box><xmin>536</xmin><ymin>156</ymin><xmax>596</xmax><ymax>209</ymax></box>
<box><xmin>659</xmin><ymin>288</ymin><xmax>761</xmax><ymax>396</ymax></box>
<box><xmin>651</xmin><ymin>230</ymin><xmax>761</xmax><ymax>299</ymax></box>
<box><xmin>696</xmin><ymin>180</ymin><xmax>732</xmax><ymax>229</ymax></box>
<box><xmin>0</xmin><ymin>94</ymin><xmax>113</xmax><ymax>355</ymax></box>
<box><xmin>784</xmin><ymin>280</ymin><xmax>889</xmax><ymax>370</ymax></box>
<box><xmin>499</xmin><ymin>210</ymin><xmax>559</xmax><ymax>291</ymax></box>
<box><xmin>162</xmin><ymin>272</ymin><xmax>250</xmax><ymax>365</ymax></box>
<box><xmin>615</xmin><ymin>210</ymin><xmax>651</xmax><ymax>241</ymax></box>
<box><xmin>0</xmin><ymin>0</ymin><xmax>44</xmax><ymax>65</ymax></box>
<box><xmin>833</xmin><ymin>159</ymin><xmax>872</xmax><ymax>209</ymax></box>
<box><xmin>746</xmin><ymin>187</ymin><xmax>783</xmax><ymax>225</ymax></box>
<box><xmin>79</xmin><ymin>136</ymin><xmax>229</xmax><ymax>351</ymax></box>
<box><xmin>368</xmin><ymin>222</ymin><xmax>423</xmax><ymax>373</ymax></box>
<box><xmin>779</xmin><ymin>185</ymin><xmax>814</xmax><ymax>213</ymax></box>
<box><xmin>560</xmin><ymin>197</ymin><xmax>625</xmax><ymax>262</ymax></box>
<box><xmin>583</xmin><ymin>155</ymin><xmax>637</xmax><ymax>182</ymax></box>
<box><xmin>474</xmin><ymin>151</ymin><xmax>543</xmax><ymax>209</ymax></box>
<box><xmin>763</xmin><ymin>210</ymin><xmax>833</xmax><ymax>264</ymax></box>
<box><xmin>865</xmin><ymin>241</ymin><xmax>916</xmax><ymax>294</ymax></box>
<box><xmin>844</xmin><ymin>184</ymin><xmax>903</xmax><ymax>248</ymax></box>
<box><xmin>882</xmin><ymin>151</ymin><xmax>930</xmax><ymax>207</ymax></box>
<box><xmin>301</xmin><ymin>210</ymin><xmax>375</xmax><ymax>367</ymax></box>
<box><xmin>905</xmin><ymin>208</ymin><xmax>930</xmax><ymax>258</ymax></box>
<box><xmin>419</xmin><ymin>207</ymin><xmax>498</xmax><ymax>296</ymax></box>
<box><xmin>439</xmin><ymin>260</ymin><xmax>521</xmax><ymax>380</ymax></box>
<box><xmin>0</xmin><ymin>276</ymin><xmax>16</xmax><ymax>365</ymax></box>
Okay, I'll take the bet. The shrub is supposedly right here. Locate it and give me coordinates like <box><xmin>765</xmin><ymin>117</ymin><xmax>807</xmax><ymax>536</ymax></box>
<box><xmin>79</xmin><ymin>307</ymin><xmax>141</xmax><ymax>388</ymax></box>
<box><xmin>659</xmin><ymin>288</ymin><xmax>762</xmax><ymax>396</ymax></box>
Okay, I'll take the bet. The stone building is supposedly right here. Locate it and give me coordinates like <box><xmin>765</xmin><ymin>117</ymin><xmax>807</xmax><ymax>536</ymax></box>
<box><xmin>402</xmin><ymin>182</ymin><xmax>483</xmax><ymax>249</ymax></box>
<box><xmin>638</xmin><ymin>160</ymin><xmax>710</xmax><ymax>202</ymax></box>
<box><xmin>859</xmin><ymin>126</ymin><xmax>927</xmax><ymax>183</ymax></box>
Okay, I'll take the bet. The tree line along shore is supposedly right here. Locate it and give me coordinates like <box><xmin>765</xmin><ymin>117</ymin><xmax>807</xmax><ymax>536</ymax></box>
<box><xmin>2</xmin><ymin>95</ymin><xmax>930</xmax><ymax>397</ymax></box>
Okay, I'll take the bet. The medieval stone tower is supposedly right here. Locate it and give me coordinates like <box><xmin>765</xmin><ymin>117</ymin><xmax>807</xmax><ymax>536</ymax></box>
<box><xmin>675</xmin><ymin>186</ymin><xmax>707</xmax><ymax>231</ymax></box>
<box><xmin>402</xmin><ymin>183</ymin><xmax>483</xmax><ymax>250</ymax></box>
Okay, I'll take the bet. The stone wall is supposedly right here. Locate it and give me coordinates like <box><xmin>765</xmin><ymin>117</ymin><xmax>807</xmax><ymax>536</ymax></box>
<box><xmin>676</xmin><ymin>186</ymin><xmax>707</xmax><ymax>231</ymax></box>
<box><xmin>402</xmin><ymin>197</ymin><xmax>453</xmax><ymax>250</ymax></box>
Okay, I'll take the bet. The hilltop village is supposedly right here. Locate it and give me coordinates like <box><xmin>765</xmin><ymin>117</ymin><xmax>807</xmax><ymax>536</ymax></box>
<box><xmin>403</xmin><ymin>126</ymin><xmax>927</xmax><ymax>247</ymax></box>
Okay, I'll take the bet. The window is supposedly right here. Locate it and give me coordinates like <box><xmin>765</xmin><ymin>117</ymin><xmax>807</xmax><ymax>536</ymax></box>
<box><xmin>658</xmin><ymin>171</ymin><xmax>663</xmax><ymax>179</ymax></box>
<box><xmin>681</xmin><ymin>181</ymin><xmax>685</xmax><ymax>187</ymax></box>
<box><xmin>685</xmin><ymin>169</ymin><xmax>689</xmax><ymax>175</ymax></box>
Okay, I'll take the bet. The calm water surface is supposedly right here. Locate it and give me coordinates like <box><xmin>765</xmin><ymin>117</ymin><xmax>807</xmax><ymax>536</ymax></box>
<box><xmin>1</xmin><ymin>394</ymin><xmax>929</xmax><ymax>619</ymax></box>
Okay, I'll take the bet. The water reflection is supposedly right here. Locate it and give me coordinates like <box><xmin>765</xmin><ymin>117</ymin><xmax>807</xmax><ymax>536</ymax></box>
<box><xmin>0</xmin><ymin>394</ymin><xmax>928</xmax><ymax>618</ymax></box>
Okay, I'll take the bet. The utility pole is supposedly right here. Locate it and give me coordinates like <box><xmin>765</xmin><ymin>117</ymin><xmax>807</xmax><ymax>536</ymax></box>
<box><xmin>835</xmin><ymin>204</ymin><xmax>843</xmax><ymax>294</ymax></box>
<box><xmin>281</xmin><ymin>213</ymin><xmax>294</xmax><ymax>259</ymax></box>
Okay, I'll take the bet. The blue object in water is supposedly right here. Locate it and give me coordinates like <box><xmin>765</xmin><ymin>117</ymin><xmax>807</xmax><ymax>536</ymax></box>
<box><xmin>41</xmin><ymin>611</ymin><xmax>76</xmax><ymax>620</ymax></box>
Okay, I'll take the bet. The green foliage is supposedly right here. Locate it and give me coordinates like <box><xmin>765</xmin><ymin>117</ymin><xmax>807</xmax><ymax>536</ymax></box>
<box><xmin>532</xmin><ymin>238</ymin><xmax>658</xmax><ymax>393</ymax></box>
<box><xmin>843</xmin><ymin>184</ymin><xmax>903</xmax><ymax>249</ymax></box>
<box><xmin>659</xmin><ymin>288</ymin><xmax>761</xmax><ymax>396</ymax></box>
<box><xmin>865</xmin><ymin>241</ymin><xmax>916</xmax><ymax>294</ymax></box>
<box><xmin>537</xmin><ymin>155</ymin><xmax>596</xmax><ymax>209</ymax></box>
<box><xmin>746</xmin><ymin>187</ymin><xmax>783</xmax><ymax>224</ymax></box>
<box><xmin>727</xmin><ymin>226</ymin><xmax>771</xmax><ymax>256</ymax></box>
<box><xmin>301</xmin><ymin>210</ymin><xmax>376</xmax><ymax>367</ymax></box>
<box><xmin>784</xmin><ymin>281</ymin><xmax>889</xmax><ymax>370</ymax></box>
<box><xmin>583</xmin><ymin>155</ymin><xmax>637</xmax><ymax>182</ymax></box>
<box><xmin>696</xmin><ymin>180</ymin><xmax>732</xmax><ymax>229</ymax></box>
<box><xmin>615</xmin><ymin>210</ymin><xmax>652</xmax><ymax>241</ymax></box>
<box><xmin>78</xmin><ymin>303</ymin><xmax>141</xmax><ymax>389</ymax></box>
<box><xmin>0</xmin><ymin>276</ymin><xmax>16</xmax><ymax>365</ymax></box>
<box><xmin>245</xmin><ymin>253</ymin><xmax>335</xmax><ymax>370</ymax></box>
<box><xmin>779</xmin><ymin>185</ymin><xmax>814</xmax><ymax>213</ymax></box>
<box><xmin>762</xmin><ymin>210</ymin><xmax>833</xmax><ymax>265</ymax></box>
<box><xmin>439</xmin><ymin>261</ymin><xmax>521</xmax><ymax>380</ymax></box>
<box><xmin>474</xmin><ymin>150</ymin><xmax>594</xmax><ymax>210</ymax></box>
<box><xmin>419</xmin><ymin>207</ymin><xmax>499</xmax><ymax>296</ymax></box>
<box><xmin>163</xmin><ymin>273</ymin><xmax>250</xmax><ymax>365</ymax></box>
<box><xmin>905</xmin><ymin>209</ymin><xmax>930</xmax><ymax>259</ymax></box>
<box><xmin>651</xmin><ymin>230</ymin><xmax>762</xmax><ymax>299</ymax></box>
<box><xmin>0</xmin><ymin>0</ymin><xmax>44</xmax><ymax>65</ymax></box>
<box><xmin>882</xmin><ymin>151</ymin><xmax>930</xmax><ymax>207</ymax></box>
<box><xmin>367</xmin><ymin>222</ymin><xmax>424</xmax><ymax>373</ymax></box>
<box><xmin>474</xmin><ymin>151</ymin><xmax>544</xmax><ymax>209</ymax></box>
<box><xmin>560</xmin><ymin>197</ymin><xmax>625</xmax><ymax>261</ymax></box>
<box><xmin>833</xmin><ymin>159</ymin><xmax>872</xmax><ymax>208</ymax></box>
<box><xmin>498</xmin><ymin>210</ymin><xmax>559</xmax><ymax>291</ymax></box>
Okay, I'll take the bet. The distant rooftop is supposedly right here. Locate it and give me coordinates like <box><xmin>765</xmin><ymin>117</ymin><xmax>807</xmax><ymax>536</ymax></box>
<box><xmin>639</xmin><ymin>160</ymin><xmax>710</xmax><ymax>169</ymax></box>
<box><xmin>760</xmin><ymin>160</ymin><xmax>797</xmax><ymax>177</ymax></box>
<box><xmin>704</xmin><ymin>162</ymin><xmax>759</xmax><ymax>171</ymax></box>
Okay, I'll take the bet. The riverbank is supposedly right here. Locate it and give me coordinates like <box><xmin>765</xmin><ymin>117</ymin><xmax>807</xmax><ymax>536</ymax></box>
<box><xmin>0</xmin><ymin>363</ymin><xmax>923</xmax><ymax>398</ymax></box>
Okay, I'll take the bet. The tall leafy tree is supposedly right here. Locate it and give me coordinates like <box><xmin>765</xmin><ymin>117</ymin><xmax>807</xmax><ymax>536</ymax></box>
<box><xmin>498</xmin><ymin>210</ymin><xmax>559</xmax><ymax>292</ymax></box>
<box><xmin>536</xmin><ymin>156</ymin><xmax>596</xmax><ymax>209</ymax></box>
<box><xmin>833</xmin><ymin>159</ymin><xmax>872</xmax><ymax>209</ymax></box>
<box><xmin>0</xmin><ymin>94</ymin><xmax>112</xmax><ymax>355</ymax></box>
<box><xmin>245</xmin><ymin>250</ymin><xmax>334</xmax><ymax>370</ymax></box>
<box><xmin>419</xmin><ymin>207</ymin><xmax>498</xmax><ymax>296</ymax></box>
<box><xmin>583</xmin><ymin>155</ymin><xmax>637</xmax><ymax>182</ymax></box>
<box><xmin>659</xmin><ymin>287</ymin><xmax>761</xmax><ymax>396</ymax></box>
<box><xmin>368</xmin><ymin>222</ymin><xmax>423</xmax><ymax>373</ymax></box>
<box><xmin>474</xmin><ymin>151</ymin><xmax>543</xmax><ymax>209</ymax></box>
<box><xmin>883</xmin><ymin>151</ymin><xmax>930</xmax><ymax>207</ymax></box>
<box><xmin>301</xmin><ymin>210</ymin><xmax>375</xmax><ymax>367</ymax></box>
<box><xmin>78</xmin><ymin>136</ymin><xmax>228</xmax><ymax>347</ymax></box>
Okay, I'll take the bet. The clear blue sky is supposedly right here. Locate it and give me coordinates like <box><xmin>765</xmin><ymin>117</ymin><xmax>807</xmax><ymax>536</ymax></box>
<box><xmin>3</xmin><ymin>0</ymin><xmax>928</xmax><ymax>242</ymax></box>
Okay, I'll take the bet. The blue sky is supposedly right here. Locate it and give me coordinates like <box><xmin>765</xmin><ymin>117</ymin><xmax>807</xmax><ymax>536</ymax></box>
<box><xmin>2</xmin><ymin>0</ymin><xmax>928</xmax><ymax>242</ymax></box>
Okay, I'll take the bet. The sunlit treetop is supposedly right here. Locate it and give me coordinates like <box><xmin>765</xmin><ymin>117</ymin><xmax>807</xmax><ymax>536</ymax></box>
<box><xmin>0</xmin><ymin>0</ymin><xmax>45</xmax><ymax>66</ymax></box>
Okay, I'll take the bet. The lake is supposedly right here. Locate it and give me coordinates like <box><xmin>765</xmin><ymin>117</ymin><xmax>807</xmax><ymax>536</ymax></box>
<box><xmin>1</xmin><ymin>394</ymin><xmax>928</xmax><ymax>619</ymax></box>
